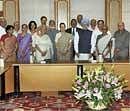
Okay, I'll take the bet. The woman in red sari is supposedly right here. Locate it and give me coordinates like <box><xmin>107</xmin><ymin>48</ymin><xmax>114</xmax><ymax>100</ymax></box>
<box><xmin>0</xmin><ymin>25</ymin><xmax>17</xmax><ymax>63</ymax></box>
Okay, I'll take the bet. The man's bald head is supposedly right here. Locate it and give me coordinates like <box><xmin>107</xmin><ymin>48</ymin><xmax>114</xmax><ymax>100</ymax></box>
<box><xmin>13</xmin><ymin>21</ymin><xmax>20</xmax><ymax>31</ymax></box>
<box><xmin>0</xmin><ymin>17</ymin><xmax>7</xmax><ymax>28</ymax></box>
<box><xmin>118</xmin><ymin>22</ymin><xmax>125</xmax><ymax>31</ymax></box>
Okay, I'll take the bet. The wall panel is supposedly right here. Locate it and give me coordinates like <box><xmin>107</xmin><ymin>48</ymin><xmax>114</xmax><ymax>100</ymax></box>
<box><xmin>122</xmin><ymin>0</ymin><xmax>130</xmax><ymax>31</ymax></box>
<box><xmin>20</xmin><ymin>0</ymin><xmax>105</xmax><ymax>28</ymax></box>
<box><xmin>71</xmin><ymin>0</ymin><xmax>105</xmax><ymax>20</ymax></box>
<box><xmin>19</xmin><ymin>0</ymin><xmax>53</xmax><ymax>26</ymax></box>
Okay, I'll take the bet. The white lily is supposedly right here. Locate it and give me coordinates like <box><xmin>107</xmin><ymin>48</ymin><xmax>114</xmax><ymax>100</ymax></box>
<box><xmin>93</xmin><ymin>90</ymin><xmax>103</xmax><ymax>100</ymax></box>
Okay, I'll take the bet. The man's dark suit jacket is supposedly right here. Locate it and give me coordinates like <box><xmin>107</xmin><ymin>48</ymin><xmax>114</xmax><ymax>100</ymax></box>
<box><xmin>66</xmin><ymin>27</ymin><xmax>82</xmax><ymax>34</ymax></box>
<box><xmin>66</xmin><ymin>27</ymin><xmax>82</xmax><ymax>61</ymax></box>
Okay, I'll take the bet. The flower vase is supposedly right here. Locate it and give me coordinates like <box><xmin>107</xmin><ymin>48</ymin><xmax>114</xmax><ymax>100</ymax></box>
<box><xmin>86</xmin><ymin>101</ymin><xmax>107</xmax><ymax>110</ymax></box>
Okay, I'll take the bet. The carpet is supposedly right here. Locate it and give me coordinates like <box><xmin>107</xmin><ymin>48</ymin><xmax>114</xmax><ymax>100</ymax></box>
<box><xmin>0</xmin><ymin>91</ymin><xmax>130</xmax><ymax>111</ymax></box>
<box><xmin>0</xmin><ymin>95</ymin><xmax>82</xmax><ymax>111</ymax></box>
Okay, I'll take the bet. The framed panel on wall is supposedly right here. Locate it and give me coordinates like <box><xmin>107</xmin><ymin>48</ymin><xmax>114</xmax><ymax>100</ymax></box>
<box><xmin>54</xmin><ymin>0</ymin><xmax>70</xmax><ymax>29</ymax></box>
<box><xmin>105</xmin><ymin>0</ymin><xmax>122</xmax><ymax>33</ymax></box>
<box><xmin>3</xmin><ymin>0</ymin><xmax>19</xmax><ymax>25</ymax></box>
<box><xmin>0</xmin><ymin>0</ymin><xmax>3</xmax><ymax>17</ymax></box>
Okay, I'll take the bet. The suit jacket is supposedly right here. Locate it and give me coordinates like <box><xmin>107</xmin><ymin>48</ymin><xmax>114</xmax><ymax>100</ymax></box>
<box><xmin>66</xmin><ymin>27</ymin><xmax>82</xmax><ymax>35</ymax></box>
<box><xmin>114</xmin><ymin>30</ymin><xmax>130</xmax><ymax>61</ymax></box>
<box><xmin>66</xmin><ymin>27</ymin><xmax>82</xmax><ymax>61</ymax></box>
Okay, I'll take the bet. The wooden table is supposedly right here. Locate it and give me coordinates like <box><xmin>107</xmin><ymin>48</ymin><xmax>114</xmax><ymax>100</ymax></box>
<box><xmin>0</xmin><ymin>66</ymin><xmax>10</xmax><ymax>100</ymax></box>
<box><xmin>12</xmin><ymin>63</ymin><xmax>130</xmax><ymax>95</ymax></box>
<box><xmin>13</xmin><ymin>64</ymin><xmax>77</xmax><ymax>93</ymax></box>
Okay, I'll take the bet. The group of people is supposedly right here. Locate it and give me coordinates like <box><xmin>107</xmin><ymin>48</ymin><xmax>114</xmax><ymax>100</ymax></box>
<box><xmin>0</xmin><ymin>14</ymin><xmax>130</xmax><ymax>64</ymax></box>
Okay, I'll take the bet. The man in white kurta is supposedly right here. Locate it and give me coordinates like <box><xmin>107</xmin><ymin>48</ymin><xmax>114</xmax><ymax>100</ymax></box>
<box><xmin>75</xmin><ymin>18</ymin><xmax>92</xmax><ymax>61</ymax></box>
<box><xmin>0</xmin><ymin>17</ymin><xmax>6</xmax><ymax>39</ymax></box>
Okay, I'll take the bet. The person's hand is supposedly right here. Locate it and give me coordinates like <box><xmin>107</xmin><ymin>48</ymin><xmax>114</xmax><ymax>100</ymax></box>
<box><xmin>62</xmin><ymin>49</ymin><xmax>68</xmax><ymax>55</ymax></box>
<box><xmin>102</xmin><ymin>54</ymin><xmax>106</xmax><ymax>59</ymax></box>
<box><xmin>41</xmin><ymin>51</ymin><xmax>47</xmax><ymax>56</ymax></box>
<box><xmin>114</xmin><ymin>48</ymin><xmax>120</xmax><ymax>54</ymax></box>
<box><xmin>32</xmin><ymin>47</ymin><xmax>36</xmax><ymax>52</ymax></box>
<box><xmin>89</xmin><ymin>54</ymin><xmax>93</xmax><ymax>58</ymax></box>
<box><xmin>75</xmin><ymin>53</ymin><xmax>79</xmax><ymax>58</ymax></box>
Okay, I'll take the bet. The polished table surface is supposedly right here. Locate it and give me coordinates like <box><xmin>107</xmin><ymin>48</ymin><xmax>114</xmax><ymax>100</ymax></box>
<box><xmin>11</xmin><ymin>62</ymin><xmax>130</xmax><ymax>93</ymax></box>
<box><xmin>0</xmin><ymin>65</ymin><xmax>11</xmax><ymax>100</ymax></box>
<box><xmin>0</xmin><ymin>67</ymin><xmax>9</xmax><ymax>75</ymax></box>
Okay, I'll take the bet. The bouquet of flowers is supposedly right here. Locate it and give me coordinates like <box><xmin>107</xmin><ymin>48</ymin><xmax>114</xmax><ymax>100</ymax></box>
<box><xmin>72</xmin><ymin>65</ymin><xmax>127</xmax><ymax>110</ymax></box>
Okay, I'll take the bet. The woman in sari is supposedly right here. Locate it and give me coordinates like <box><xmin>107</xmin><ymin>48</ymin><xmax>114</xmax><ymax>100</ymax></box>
<box><xmin>28</xmin><ymin>20</ymin><xmax>37</xmax><ymax>35</ymax></box>
<box><xmin>33</xmin><ymin>25</ymin><xmax>53</xmax><ymax>63</ymax></box>
<box><xmin>96</xmin><ymin>25</ymin><xmax>112</xmax><ymax>62</ymax></box>
<box><xmin>55</xmin><ymin>23</ymin><xmax>72</xmax><ymax>62</ymax></box>
<box><xmin>17</xmin><ymin>24</ymin><xmax>32</xmax><ymax>63</ymax></box>
<box><xmin>0</xmin><ymin>25</ymin><xmax>17</xmax><ymax>63</ymax></box>
<box><xmin>28</xmin><ymin>21</ymin><xmax>37</xmax><ymax>54</ymax></box>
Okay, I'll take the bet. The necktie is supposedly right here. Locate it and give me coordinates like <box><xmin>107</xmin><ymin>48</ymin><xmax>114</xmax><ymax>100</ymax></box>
<box><xmin>72</xmin><ymin>28</ymin><xmax>75</xmax><ymax>36</ymax></box>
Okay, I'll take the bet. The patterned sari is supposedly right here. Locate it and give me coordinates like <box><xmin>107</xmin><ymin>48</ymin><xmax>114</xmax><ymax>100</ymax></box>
<box><xmin>17</xmin><ymin>33</ymin><xmax>32</xmax><ymax>63</ymax></box>
<box><xmin>96</xmin><ymin>34</ymin><xmax>112</xmax><ymax>58</ymax></box>
<box><xmin>55</xmin><ymin>32</ymin><xmax>72</xmax><ymax>62</ymax></box>
<box><xmin>0</xmin><ymin>34</ymin><xmax>17</xmax><ymax>62</ymax></box>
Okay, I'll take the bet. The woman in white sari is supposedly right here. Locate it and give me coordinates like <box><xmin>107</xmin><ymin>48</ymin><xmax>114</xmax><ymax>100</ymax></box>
<box><xmin>33</xmin><ymin>26</ymin><xmax>53</xmax><ymax>63</ymax></box>
<box><xmin>96</xmin><ymin>26</ymin><xmax>112</xmax><ymax>62</ymax></box>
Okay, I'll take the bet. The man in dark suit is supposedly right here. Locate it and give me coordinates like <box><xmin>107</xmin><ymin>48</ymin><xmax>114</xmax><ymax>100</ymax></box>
<box><xmin>66</xmin><ymin>19</ymin><xmax>82</xmax><ymax>61</ymax></box>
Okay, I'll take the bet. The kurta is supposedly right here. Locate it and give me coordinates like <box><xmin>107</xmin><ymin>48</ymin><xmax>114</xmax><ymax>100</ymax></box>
<box><xmin>47</xmin><ymin>29</ymin><xmax>59</xmax><ymax>62</ymax></box>
<box><xmin>75</xmin><ymin>29</ymin><xmax>92</xmax><ymax>61</ymax></box>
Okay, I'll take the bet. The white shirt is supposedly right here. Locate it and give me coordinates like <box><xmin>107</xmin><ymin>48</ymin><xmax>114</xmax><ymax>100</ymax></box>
<box><xmin>13</xmin><ymin>30</ymin><xmax>21</xmax><ymax>37</ymax></box>
<box><xmin>0</xmin><ymin>26</ymin><xmax>6</xmax><ymax>39</ymax></box>
<box><xmin>72</xmin><ymin>28</ymin><xmax>79</xmax><ymax>54</ymax></box>
<box><xmin>88</xmin><ymin>26</ymin><xmax>98</xmax><ymax>32</ymax></box>
<box><xmin>77</xmin><ymin>23</ymin><xmax>83</xmax><ymax>29</ymax></box>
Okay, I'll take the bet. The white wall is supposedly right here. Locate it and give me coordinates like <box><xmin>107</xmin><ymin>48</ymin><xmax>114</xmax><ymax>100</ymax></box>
<box><xmin>0</xmin><ymin>1</ymin><xmax>3</xmax><ymax>11</ymax></box>
<box><xmin>71</xmin><ymin>0</ymin><xmax>105</xmax><ymax>20</ymax></box>
<box><xmin>20</xmin><ymin>0</ymin><xmax>105</xmax><ymax>27</ymax></box>
<box><xmin>122</xmin><ymin>0</ymin><xmax>130</xmax><ymax>31</ymax></box>
<box><xmin>20</xmin><ymin>0</ymin><xmax>54</xmax><ymax>26</ymax></box>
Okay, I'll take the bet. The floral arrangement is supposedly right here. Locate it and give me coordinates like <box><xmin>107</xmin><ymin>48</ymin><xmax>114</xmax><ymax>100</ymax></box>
<box><xmin>72</xmin><ymin>65</ymin><xmax>127</xmax><ymax>109</ymax></box>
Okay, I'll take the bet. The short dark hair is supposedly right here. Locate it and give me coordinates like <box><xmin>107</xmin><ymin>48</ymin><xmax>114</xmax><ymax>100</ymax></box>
<box><xmin>71</xmin><ymin>19</ymin><xmax>77</xmax><ymax>23</ymax></box>
<box><xmin>40</xmin><ymin>16</ymin><xmax>47</xmax><ymax>21</ymax></box>
<box><xmin>28</xmin><ymin>21</ymin><xmax>37</xmax><ymax>31</ymax></box>
<box><xmin>49</xmin><ymin>20</ymin><xmax>55</xmax><ymax>25</ymax></box>
<box><xmin>6</xmin><ymin>25</ymin><xmax>14</xmax><ymax>33</ymax></box>
<box><xmin>59</xmin><ymin>22</ymin><xmax>66</xmax><ymax>27</ymax></box>
<box><xmin>22</xmin><ymin>24</ymin><xmax>28</xmax><ymax>28</ymax></box>
<box><xmin>97</xmin><ymin>20</ymin><xmax>104</xmax><ymax>24</ymax></box>
<box><xmin>77</xmin><ymin>14</ymin><xmax>83</xmax><ymax>19</ymax></box>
